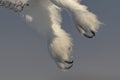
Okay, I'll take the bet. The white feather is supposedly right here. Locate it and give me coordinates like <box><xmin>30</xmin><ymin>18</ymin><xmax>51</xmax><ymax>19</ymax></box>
<box><xmin>1</xmin><ymin>0</ymin><xmax>101</xmax><ymax>70</ymax></box>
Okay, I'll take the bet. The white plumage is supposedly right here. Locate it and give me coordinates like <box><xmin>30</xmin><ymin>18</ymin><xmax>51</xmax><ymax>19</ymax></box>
<box><xmin>0</xmin><ymin>0</ymin><xmax>101</xmax><ymax>70</ymax></box>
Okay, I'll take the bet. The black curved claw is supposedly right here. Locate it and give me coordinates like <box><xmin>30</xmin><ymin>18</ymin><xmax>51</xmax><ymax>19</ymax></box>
<box><xmin>64</xmin><ymin>64</ymin><xmax>73</xmax><ymax>70</ymax></box>
<box><xmin>26</xmin><ymin>3</ymin><xmax>29</xmax><ymax>6</ymax></box>
<box><xmin>77</xmin><ymin>24</ymin><xmax>95</xmax><ymax>38</ymax></box>
<box><xmin>64</xmin><ymin>60</ymin><xmax>73</xmax><ymax>64</ymax></box>
<box><xmin>83</xmin><ymin>30</ymin><xmax>95</xmax><ymax>38</ymax></box>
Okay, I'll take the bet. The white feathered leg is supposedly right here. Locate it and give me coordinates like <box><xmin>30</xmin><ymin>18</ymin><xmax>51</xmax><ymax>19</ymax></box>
<box><xmin>65</xmin><ymin>0</ymin><xmax>101</xmax><ymax>38</ymax></box>
<box><xmin>51</xmin><ymin>0</ymin><xmax>101</xmax><ymax>38</ymax></box>
<box><xmin>48</xmin><ymin>3</ymin><xmax>73</xmax><ymax>70</ymax></box>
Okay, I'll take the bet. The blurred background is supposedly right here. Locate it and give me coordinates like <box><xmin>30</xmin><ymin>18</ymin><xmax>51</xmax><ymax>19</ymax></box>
<box><xmin>0</xmin><ymin>0</ymin><xmax>120</xmax><ymax>80</ymax></box>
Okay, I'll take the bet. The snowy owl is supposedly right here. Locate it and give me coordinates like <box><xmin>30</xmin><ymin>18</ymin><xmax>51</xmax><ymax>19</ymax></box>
<box><xmin>0</xmin><ymin>0</ymin><xmax>101</xmax><ymax>70</ymax></box>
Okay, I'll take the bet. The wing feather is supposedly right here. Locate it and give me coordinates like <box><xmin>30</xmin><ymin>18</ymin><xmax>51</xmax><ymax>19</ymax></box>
<box><xmin>0</xmin><ymin>0</ymin><xmax>29</xmax><ymax>12</ymax></box>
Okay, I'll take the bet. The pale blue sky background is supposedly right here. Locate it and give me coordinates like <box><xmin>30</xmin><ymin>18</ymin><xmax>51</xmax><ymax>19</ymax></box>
<box><xmin>0</xmin><ymin>0</ymin><xmax>120</xmax><ymax>80</ymax></box>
